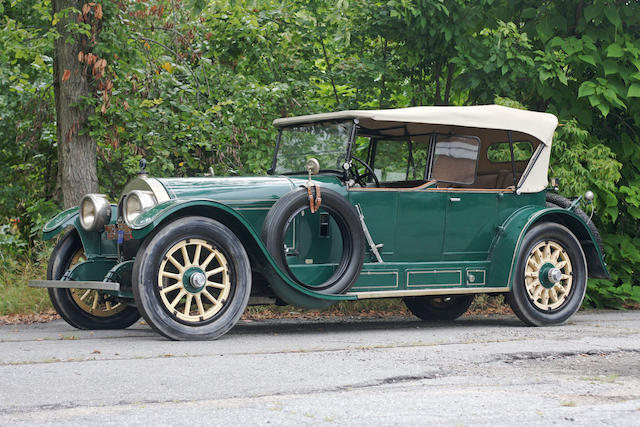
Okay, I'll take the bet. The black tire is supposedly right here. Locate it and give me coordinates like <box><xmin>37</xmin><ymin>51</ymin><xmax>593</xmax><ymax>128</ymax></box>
<box><xmin>133</xmin><ymin>216</ymin><xmax>251</xmax><ymax>340</ymax></box>
<box><xmin>508</xmin><ymin>222</ymin><xmax>587</xmax><ymax>326</ymax></box>
<box><xmin>47</xmin><ymin>229</ymin><xmax>140</xmax><ymax>330</ymax></box>
<box><xmin>403</xmin><ymin>295</ymin><xmax>474</xmax><ymax>321</ymax></box>
<box><xmin>545</xmin><ymin>192</ymin><xmax>603</xmax><ymax>253</ymax></box>
<box><xmin>261</xmin><ymin>187</ymin><xmax>365</xmax><ymax>295</ymax></box>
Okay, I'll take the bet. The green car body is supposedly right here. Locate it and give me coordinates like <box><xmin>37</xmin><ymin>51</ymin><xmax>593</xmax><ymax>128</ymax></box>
<box><xmin>34</xmin><ymin>105</ymin><xmax>609</xmax><ymax>340</ymax></box>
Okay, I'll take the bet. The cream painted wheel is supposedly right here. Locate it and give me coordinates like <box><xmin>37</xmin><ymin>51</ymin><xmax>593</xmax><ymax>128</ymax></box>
<box><xmin>157</xmin><ymin>239</ymin><xmax>231</xmax><ymax>323</ymax></box>
<box><xmin>66</xmin><ymin>250</ymin><xmax>128</xmax><ymax>317</ymax></box>
<box><xmin>133</xmin><ymin>216</ymin><xmax>251</xmax><ymax>340</ymax></box>
<box><xmin>508</xmin><ymin>222</ymin><xmax>587</xmax><ymax>326</ymax></box>
<box><xmin>524</xmin><ymin>241</ymin><xmax>573</xmax><ymax>311</ymax></box>
<box><xmin>47</xmin><ymin>229</ymin><xmax>140</xmax><ymax>330</ymax></box>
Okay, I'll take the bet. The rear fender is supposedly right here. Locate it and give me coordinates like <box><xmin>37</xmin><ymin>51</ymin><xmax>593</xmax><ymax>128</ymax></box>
<box><xmin>489</xmin><ymin>207</ymin><xmax>609</xmax><ymax>289</ymax></box>
<box><xmin>530</xmin><ymin>209</ymin><xmax>609</xmax><ymax>279</ymax></box>
<box><xmin>131</xmin><ymin>199</ymin><xmax>356</xmax><ymax>308</ymax></box>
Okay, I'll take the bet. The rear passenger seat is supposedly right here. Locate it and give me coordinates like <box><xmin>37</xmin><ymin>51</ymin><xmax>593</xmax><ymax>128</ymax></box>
<box><xmin>445</xmin><ymin>170</ymin><xmax>523</xmax><ymax>189</ymax></box>
<box><xmin>467</xmin><ymin>173</ymin><xmax>500</xmax><ymax>188</ymax></box>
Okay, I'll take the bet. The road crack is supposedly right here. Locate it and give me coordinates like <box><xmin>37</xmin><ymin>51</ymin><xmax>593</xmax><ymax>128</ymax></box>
<box><xmin>493</xmin><ymin>348</ymin><xmax>640</xmax><ymax>363</ymax></box>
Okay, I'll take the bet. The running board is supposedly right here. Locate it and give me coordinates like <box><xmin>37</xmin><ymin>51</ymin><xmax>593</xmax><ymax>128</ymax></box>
<box><xmin>29</xmin><ymin>280</ymin><xmax>120</xmax><ymax>292</ymax></box>
<box><xmin>347</xmin><ymin>287</ymin><xmax>510</xmax><ymax>299</ymax></box>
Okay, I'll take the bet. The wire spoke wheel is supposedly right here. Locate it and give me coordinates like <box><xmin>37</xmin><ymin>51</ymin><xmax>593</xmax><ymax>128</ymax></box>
<box><xmin>524</xmin><ymin>240</ymin><xmax>573</xmax><ymax>311</ymax></box>
<box><xmin>157</xmin><ymin>238</ymin><xmax>231</xmax><ymax>323</ymax></box>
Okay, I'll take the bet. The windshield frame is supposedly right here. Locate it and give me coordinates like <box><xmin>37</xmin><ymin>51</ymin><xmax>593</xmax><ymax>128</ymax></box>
<box><xmin>268</xmin><ymin>120</ymin><xmax>356</xmax><ymax>177</ymax></box>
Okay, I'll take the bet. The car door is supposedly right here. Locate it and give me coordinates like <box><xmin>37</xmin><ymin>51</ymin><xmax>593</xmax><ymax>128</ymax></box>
<box><xmin>348</xmin><ymin>138</ymin><xmax>446</xmax><ymax>263</ymax></box>
<box><xmin>443</xmin><ymin>191</ymin><xmax>498</xmax><ymax>261</ymax></box>
<box><xmin>430</xmin><ymin>134</ymin><xmax>496</xmax><ymax>261</ymax></box>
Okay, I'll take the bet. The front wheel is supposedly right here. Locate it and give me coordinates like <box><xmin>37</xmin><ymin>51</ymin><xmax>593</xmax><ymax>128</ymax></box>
<box><xmin>403</xmin><ymin>295</ymin><xmax>474</xmax><ymax>321</ymax></box>
<box><xmin>133</xmin><ymin>216</ymin><xmax>251</xmax><ymax>340</ymax></box>
<box><xmin>47</xmin><ymin>229</ymin><xmax>140</xmax><ymax>330</ymax></box>
<box><xmin>508</xmin><ymin>222</ymin><xmax>587</xmax><ymax>326</ymax></box>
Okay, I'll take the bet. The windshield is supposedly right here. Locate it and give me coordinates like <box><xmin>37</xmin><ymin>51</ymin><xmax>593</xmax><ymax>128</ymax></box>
<box><xmin>274</xmin><ymin>121</ymin><xmax>353</xmax><ymax>175</ymax></box>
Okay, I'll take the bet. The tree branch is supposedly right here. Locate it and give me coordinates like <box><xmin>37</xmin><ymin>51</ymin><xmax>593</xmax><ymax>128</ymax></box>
<box><xmin>319</xmin><ymin>36</ymin><xmax>340</xmax><ymax>106</ymax></box>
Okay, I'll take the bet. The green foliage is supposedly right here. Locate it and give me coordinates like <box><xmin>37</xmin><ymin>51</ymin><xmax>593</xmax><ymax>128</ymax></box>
<box><xmin>550</xmin><ymin>120</ymin><xmax>621</xmax><ymax>221</ymax></box>
<box><xmin>2</xmin><ymin>0</ymin><xmax>640</xmax><ymax>310</ymax></box>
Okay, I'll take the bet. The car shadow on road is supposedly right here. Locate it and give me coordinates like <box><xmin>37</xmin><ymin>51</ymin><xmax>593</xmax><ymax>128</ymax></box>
<box><xmin>225</xmin><ymin>314</ymin><xmax>523</xmax><ymax>337</ymax></box>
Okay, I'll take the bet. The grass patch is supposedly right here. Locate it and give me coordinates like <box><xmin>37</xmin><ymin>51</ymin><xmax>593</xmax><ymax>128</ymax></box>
<box><xmin>0</xmin><ymin>243</ymin><xmax>52</xmax><ymax>316</ymax></box>
<box><xmin>244</xmin><ymin>298</ymin><xmax>409</xmax><ymax>320</ymax></box>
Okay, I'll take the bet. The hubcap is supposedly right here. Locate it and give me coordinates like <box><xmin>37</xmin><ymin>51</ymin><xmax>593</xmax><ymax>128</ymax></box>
<box><xmin>547</xmin><ymin>267</ymin><xmax>563</xmax><ymax>284</ymax></box>
<box><xmin>524</xmin><ymin>240</ymin><xmax>573</xmax><ymax>311</ymax></box>
<box><xmin>190</xmin><ymin>271</ymin><xmax>207</xmax><ymax>288</ymax></box>
<box><xmin>157</xmin><ymin>239</ymin><xmax>231</xmax><ymax>323</ymax></box>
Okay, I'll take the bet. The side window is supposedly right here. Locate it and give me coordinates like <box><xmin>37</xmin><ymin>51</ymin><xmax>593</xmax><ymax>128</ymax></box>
<box><xmin>372</xmin><ymin>140</ymin><xmax>409</xmax><ymax>181</ymax></box>
<box><xmin>431</xmin><ymin>135</ymin><xmax>480</xmax><ymax>184</ymax></box>
<box><xmin>371</xmin><ymin>140</ymin><xmax>431</xmax><ymax>182</ymax></box>
<box><xmin>487</xmin><ymin>141</ymin><xmax>533</xmax><ymax>163</ymax></box>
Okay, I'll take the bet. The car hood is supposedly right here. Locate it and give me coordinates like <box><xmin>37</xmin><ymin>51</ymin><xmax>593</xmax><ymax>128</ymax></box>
<box><xmin>156</xmin><ymin>176</ymin><xmax>297</xmax><ymax>205</ymax></box>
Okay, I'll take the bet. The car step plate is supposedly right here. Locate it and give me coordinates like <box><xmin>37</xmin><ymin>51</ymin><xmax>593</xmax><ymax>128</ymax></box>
<box><xmin>28</xmin><ymin>280</ymin><xmax>120</xmax><ymax>291</ymax></box>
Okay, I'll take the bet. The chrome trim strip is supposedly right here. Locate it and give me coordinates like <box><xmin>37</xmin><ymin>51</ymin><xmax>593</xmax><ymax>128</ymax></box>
<box><xmin>216</xmin><ymin>199</ymin><xmax>279</xmax><ymax>203</ymax></box>
<box><xmin>28</xmin><ymin>280</ymin><xmax>120</xmax><ymax>291</ymax></box>
<box><xmin>348</xmin><ymin>287</ymin><xmax>510</xmax><ymax>299</ymax></box>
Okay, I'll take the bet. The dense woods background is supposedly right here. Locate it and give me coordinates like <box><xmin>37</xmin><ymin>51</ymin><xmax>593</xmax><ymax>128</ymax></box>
<box><xmin>1</xmin><ymin>0</ymin><xmax>640</xmax><ymax>311</ymax></box>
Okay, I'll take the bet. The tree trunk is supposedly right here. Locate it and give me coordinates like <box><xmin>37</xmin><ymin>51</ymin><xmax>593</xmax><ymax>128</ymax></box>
<box><xmin>433</xmin><ymin>60</ymin><xmax>442</xmax><ymax>105</ymax></box>
<box><xmin>443</xmin><ymin>62</ymin><xmax>455</xmax><ymax>106</ymax></box>
<box><xmin>53</xmin><ymin>0</ymin><xmax>98</xmax><ymax>209</ymax></box>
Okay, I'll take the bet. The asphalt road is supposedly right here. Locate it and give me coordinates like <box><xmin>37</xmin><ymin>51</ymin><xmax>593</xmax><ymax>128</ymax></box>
<box><xmin>1</xmin><ymin>310</ymin><xmax>639</xmax><ymax>426</ymax></box>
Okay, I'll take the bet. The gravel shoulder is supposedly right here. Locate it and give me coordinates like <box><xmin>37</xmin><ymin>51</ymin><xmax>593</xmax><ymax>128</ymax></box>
<box><xmin>1</xmin><ymin>310</ymin><xmax>639</xmax><ymax>425</ymax></box>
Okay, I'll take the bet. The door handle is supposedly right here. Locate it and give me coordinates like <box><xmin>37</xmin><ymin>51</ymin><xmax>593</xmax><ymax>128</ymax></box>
<box><xmin>449</xmin><ymin>197</ymin><xmax>461</xmax><ymax>202</ymax></box>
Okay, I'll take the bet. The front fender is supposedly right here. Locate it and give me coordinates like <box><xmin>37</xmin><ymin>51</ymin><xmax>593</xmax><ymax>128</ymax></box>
<box><xmin>488</xmin><ymin>207</ymin><xmax>609</xmax><ymax>289</ymax></box>
<box><xmin>42</xmin><ymin>207</ymin><xmax>79</xmax><ymax>240</ymax></box>
<box><xmin>131</xmin><ymin>199</ymin><xmax>357</xmax><ymax>308</ymax></box>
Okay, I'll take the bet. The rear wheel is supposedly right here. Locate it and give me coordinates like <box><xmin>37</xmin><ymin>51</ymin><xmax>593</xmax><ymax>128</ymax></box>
<box><xmin>508</xmin><ymin>222</ymin><xmax>587</xmax><ymax>326</ymax></box>
<box><xmin>403</xmin><ymin>295</ymin><xmax>474</xmax><ymax>321</ymax></box>
<box><xmin>47</xmin><ymin>229</ymin><xmax>140</xmax><ymax>330</ymax></box>
<box><xmin>133</xmin><ymin>216</ymin><xmax>251</xmax><ymax>340</ymax></box>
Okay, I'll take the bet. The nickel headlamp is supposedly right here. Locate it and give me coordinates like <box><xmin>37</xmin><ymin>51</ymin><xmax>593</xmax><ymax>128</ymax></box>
<box><xmin>79</xmin><ymin>194</ymin><xmax>111</xmax><ymax>232</ymax></box>
<box><xmin>123</xmin><ymin>190</ymin><xmax>157</xmax><ymax>226</ymax></box>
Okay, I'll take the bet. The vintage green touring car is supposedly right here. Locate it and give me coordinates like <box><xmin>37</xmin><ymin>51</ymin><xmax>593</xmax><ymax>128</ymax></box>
<box><xmin>30</xmin><ymin>105</ymin><xmax>609</xmax><ymax>340</ymax></box>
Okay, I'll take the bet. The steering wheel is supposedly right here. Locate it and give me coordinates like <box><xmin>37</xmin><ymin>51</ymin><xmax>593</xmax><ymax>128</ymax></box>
<box><xmin>350</xmin><ymin>156</ymin><xmax>380</xmax><ymax>188</ymax></box>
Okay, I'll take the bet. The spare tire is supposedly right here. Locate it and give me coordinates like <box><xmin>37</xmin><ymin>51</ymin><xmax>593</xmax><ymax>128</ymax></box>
<box><xmin>261</xmin><ymin>187</ymin><xmax>365</xmax><ymax>295</ymax></box>
<box><xmin>545</xmin><ymin>192</ymin><xmax>603</xmax><ymax>253</ymax></box>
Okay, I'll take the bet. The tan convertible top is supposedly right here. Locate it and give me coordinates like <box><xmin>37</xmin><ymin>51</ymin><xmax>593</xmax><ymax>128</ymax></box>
<box><xmin>273</xmin><ymin>105</ymin><xmax>558</xmax><ymax>146</ymax></box>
